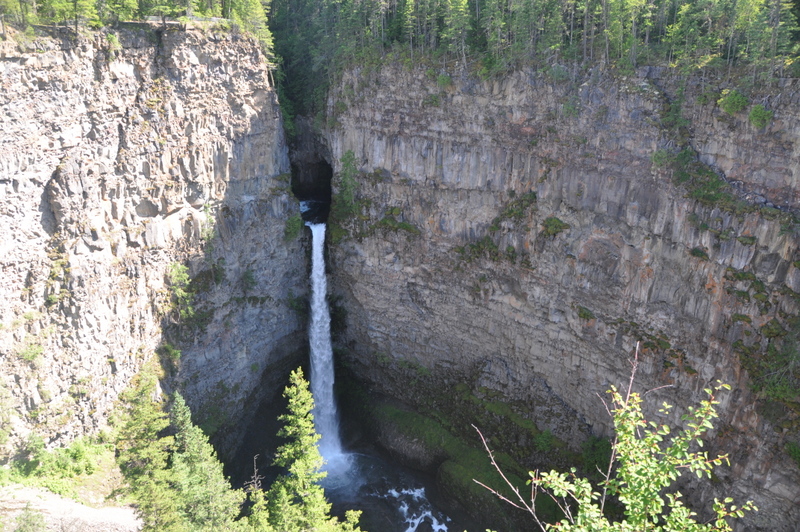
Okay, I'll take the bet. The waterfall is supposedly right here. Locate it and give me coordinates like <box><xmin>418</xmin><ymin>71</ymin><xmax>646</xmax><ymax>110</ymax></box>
<box><xmin>304</xmin><ymin>221</ymin><xmax>455</xmax><ymax>530</ymax></box>
<box><xmin>307</xmin><ymin>223</ymin><xmax>346</xmax><ymax>466</ymax></box>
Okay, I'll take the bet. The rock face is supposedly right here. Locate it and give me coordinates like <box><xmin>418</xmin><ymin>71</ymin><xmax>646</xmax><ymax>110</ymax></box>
<box><xmin>324</xmin><ymin>64</ymin><xmax>800</xmax><ymax>529</ymax></box>
<box><xmin>0</xmin><ymin>26</ymin><xmax>304</xmax><ymax>457</ymax></box>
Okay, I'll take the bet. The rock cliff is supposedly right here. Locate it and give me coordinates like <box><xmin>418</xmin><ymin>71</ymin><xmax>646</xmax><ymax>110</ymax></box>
<box><xmin>0</xmin><ymin>25</ymin><xmax>304</xmax><ymax>457</ymax></box>
<box><xmin>324</xmin><ymin>64</ymin><xmax>800</xmax><ymax>529</ymax></box>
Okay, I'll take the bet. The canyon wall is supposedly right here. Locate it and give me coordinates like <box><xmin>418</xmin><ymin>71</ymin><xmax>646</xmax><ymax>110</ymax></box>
<box><xmin>0</xmin><ymin>26</ymin><xmax>304</xmax><ymax>457</ymax></box>
<box><xmin>325</xmin><ymin>64</ymin><xmax>800</xmax><ymax>529</ymax></box>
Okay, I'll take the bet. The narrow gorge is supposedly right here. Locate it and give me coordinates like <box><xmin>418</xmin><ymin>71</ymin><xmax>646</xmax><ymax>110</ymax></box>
<box><xmin>1</xmin><ymin>21</ymin><xmax>800</xmax><ymax>532</ymax></box>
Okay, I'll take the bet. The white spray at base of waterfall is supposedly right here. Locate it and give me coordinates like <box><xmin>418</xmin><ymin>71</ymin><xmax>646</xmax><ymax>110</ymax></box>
<box><xmin>383</xmin><ymin>487</ymin><xmax>450</xmax><ymax>532</ymax></box>
<box><xmin>308</xmin><ymin>222</ymin><xmax>347</xmax><ymax>467</ymax></box>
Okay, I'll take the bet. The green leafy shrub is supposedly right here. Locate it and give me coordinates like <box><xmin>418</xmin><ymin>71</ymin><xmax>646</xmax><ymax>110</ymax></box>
<box><xmin>12</xmin><ymin>435</ymin><xmax>109</xmax><ymax>497</ymax></box>
<box><xmin>690</xmin><ymin>247</ymin><xmax>709</xmax><ymax>260</ymax></box>
<box><xmin>375</xmin><ymin>216</ymin><xmax>421</xmax><ymax>235</ymax></box>
<box><xmin>18</xmin><ymin>343</ymin><xmax>43</xmax><ymax>364</ymax></box>
<box><xmin>650</xmin><ymin>149</ymin><xmax>673</xmax><ymax>167</ymax></box>
<box><xmin>762</xmin><ymin>319</ymin><xmax>786</xmax><ymax>338</ymax></box>
<box><xmin>481</xmin><ymin>380</ymin><xmax>756</xmax><ymax>531</ymax></box>
<box><xmin>284</xmin><ymin>213</ymin><xmax>303</xmax><ymax>241</ymax></box>
<box><xmin>581</xmin><ymin>436</ymin><xmax>612</xmax><ymax>482</ymax></box>
<box><xmin>540</xmin><ymin>217</ymin><xmax>570</xmax><ymax>237</ymax></box>
<box><xmin>241</xmin><ymin>269</ymin><xmax>257</xmax><ymax>292</ymax></box>
<box><xmin>436</xmin><ymin>74</ymin><xmax>452</xmax><ymax>88</ymax></box>
<box><xmin>787</xmin><ymin>441</ymin><xmax>800</xmax><ymax>467</ymax></box>
<box><xmin>533</xmin><ymin>430</ymin><xmax>555</xmax><ymax>452</ymax></box>
<box><xmin>577</xmin><ymin>306</ymin><xmax>596</xmax><ymax>320</ymax></box>
<box><xmin>168</xmin><ymin>263</ymin><xmax>194</xmax><ymax>321</ymax></box>
<box><xmin>331</xmin><ymin>150</ymin><xmax>359</xmax><ymax>222</ymax></box>
<box><xmin>14</xmin><ymin>504</ymin><xmax>46</xmax><ymax>532</ymax></box>
<box><xmin>748</xmin><ymin>104</ymin><xmax>774</xmax><ymax>129</ymax></box>
<box><xmin>718</xmin><ymin>89</ymin><xmax>748</xmax><ymax>115</ymax></box>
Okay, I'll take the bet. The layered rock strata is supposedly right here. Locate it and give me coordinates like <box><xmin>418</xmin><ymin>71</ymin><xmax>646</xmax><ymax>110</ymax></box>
<box><xmin>0</xmin><ymin>26</ymin><xmax>303</xmax><ymax>456</ymax></box>
<box><xmin>325</xmin><ymin>64</ymin><xmax>800</xmax><ymax>530</ymax></box>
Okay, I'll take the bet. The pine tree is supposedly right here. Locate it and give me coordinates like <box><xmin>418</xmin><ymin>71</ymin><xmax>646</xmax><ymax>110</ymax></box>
<box><xmin>170</xmin><ymin>393</ymin><xmax>245</xmax><ymax>531</ymax></box>
<box><xmin>115</xmin><ymin>366</ymin><xmax>184</xmax><ymax>532</ymax></box>
<box><xmin>267</xmin><ymin>367</ymin><xmax>330</xmax><ymax>529</ymax></box>
<box><xmin>267</xmin><ymin>368</ymin><xmax>362</xmax><ymax>532</ymax></box>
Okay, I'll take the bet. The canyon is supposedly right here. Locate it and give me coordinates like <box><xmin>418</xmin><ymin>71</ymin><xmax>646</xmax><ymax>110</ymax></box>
<box><xmin>1</xmin><ymin>26</ymin><xmax>800</xmax><ymax>530</ymax></box>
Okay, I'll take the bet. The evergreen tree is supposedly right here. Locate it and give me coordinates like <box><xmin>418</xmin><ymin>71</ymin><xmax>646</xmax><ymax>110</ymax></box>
<box><xmin>116</xmin><ymin>366</ymin><xmax>184</xmax><ymax>532</ymax></box>
<box><xmin>267</xmin><ymin>368</ymin><xmax>362</xmax><ymax>532</ymax></box>
<box><xmin>170</xmin><ymin>393</ymin><xmax>245</xmax><ymax>531</ymax></box>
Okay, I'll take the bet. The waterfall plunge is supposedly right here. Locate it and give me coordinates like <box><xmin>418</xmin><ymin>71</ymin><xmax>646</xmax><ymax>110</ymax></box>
<box><xmin>307</xmin><ymin>223</ymin><xmax>348</xmax><ymax>472</ymax></box>
<box><xmin>305</xmin><ymin>222</ymin><xmax>457</xmax><ymax>530</ymax></box>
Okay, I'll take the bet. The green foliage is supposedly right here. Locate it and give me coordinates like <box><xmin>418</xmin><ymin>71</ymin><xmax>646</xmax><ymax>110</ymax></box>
<box><xmin>167</xmin><ymin>263</ymin><xmax>194</xmax><ymax>322</ymax></box>
<box><xmin>169</xmin><ymin>393</ymin><xmax>245</xmax><ymax>529</ymax></box>
<box><xmin>0</xmin><ymin>383</ymin><xmax>11</xmax><ymax>448</ymax></box>
<box><xmin>731</xmin><ymin>314</ymin><xmax>752</xmax><ymax>324</ymax></box>
<box><xmin>739</xmin><ymin>318</ymin><xmax>800</xmax><ymax>402</ymax></box>
<box><xmin>661</xmin><ymin>86</ymin><xmax>689</xmax><ymax>131</ymax></box>
<box><xmin>533</xmin><ymin>430</ymin><xmax>555</xmax><ymax>453</ymax></box>
<box><xmin>650</xmin><ymin>150</ymin><xmax>673</xmax><ymax>168</ymax></box>
<box><xmin>581</xmin><ymin>436</ymin><xmax>612</xmax><ymax>483</ymax></box>
<box><xmin>157</xmin><ymin>343</ymin><xmax>181</xmax><ymax>373</ymax></box>
<box><xmin>241</xmin><ymin>269</ymin><xmax>257</xmax><ymax>292</ymax></box>
<box><xmin>748</xmin><ymin>105</ymin><xmax>774</xmax><ymax>129</ymax></box>
<box><xmin>786</xmin><ymin>441</ymin><xmax>800</xmax><ymax>468</ymax></box>
<box><xmin>540</xmin><ymin>217</ymin><xmax>570</xmax><ymax>238</ymax></box>
<box><xmin>456</xmin><ymin>236</ymin><xmax>500</xmax><ymax>262</ymax></box>
<box><xmin>375</xmin><ymin>215</ymin><xmax>421</xmax><ymax>235</ymax></box>
<box><xmin>664</xmin><ymin>149</ymin><xmax>753</xmax><ymax>212</ymax></box>
<box><xmin>761</xmin><ymin>319</ymin><xmax>786</xmax><ymax>338</ymax></box>
<box><xmin>484</xmin><ymin>380</ymin><xmax>756</xmax><ymax>531</ymax></box>
<box><xmin>718</xmin><ymin>89</ymin><xmax>749</xmax><ymax>115</ymax></box>
<box><xmin>114</xmin><ymin>363</ymin><xmax>360</xmax><ymax>531</ymax></box>
<box><xmin>270</xmin><ymin>0</ymin><xmax>800</xmax><ymax>155</ymax></box>
<box><xmin>268</xmin><ymin>368</ymin><xmax>362</xmax><ymax>532</ymax></box>
<box><xmin>18</xmin><ymin>343</ymin><xmax>43</xmax><ymax>365</ymax></box>
<box><xmin>330</xmin><ymin>151</ymin><xmax>359</xmax><ymax>224</ymax></box>
<box><xmin>283</xmin><ymin>214</ymin><xmax>303</xmax><ymax>241</ymax></box>
<box><xmin>13</xmin><ymin>504</ymin><xmax>46</xmax><ymax>532</ymax></box>
<box><xmin>11</xmin><ymin>435</ymin><xmax>108</xmax><ymax>497</ymax></box>
<box><xmin>690</xmin><ymin>247</ymin><xmax>709</xmax><ymax>260</ymax></box>
<box><xmin>490</xmin><ymin>191</ymin><xmax>538</xmax><ymax>230</ymax></box>
<box><xmin>577</xmin><ymin>306</ymin><xmax>596</xmax><ymax>321</ymax></box>
<box><xmin>436</xmin><ymin>74</ymin><xmax>452</xmax><ymax>88</ymax></box>
<box><xmin>116</xmin><ymin>364</ymin><xmax>182</xmax><ymax>531</ymax></box>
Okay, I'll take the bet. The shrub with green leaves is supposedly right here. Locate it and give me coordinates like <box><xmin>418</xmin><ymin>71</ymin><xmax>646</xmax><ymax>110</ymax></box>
<box><xmin>167</xmin><ymin>263</ymin><xmax>194</xmax><ymax>321</ymax></box>
<box><xmin>284</xmin><ymin>213</ymin><xmax>303</xmax><ymax>241</ymax></box>
<box><xmin>650</xmin><ymin>149</ymin><xmax>673</xmax><ymax>168</ymax></box>
<box><xmin>330</xmin><ymin>151</ymin><xmax>359</xmax><ymax>223</ymax></box>
<box><xmin>748</xmin><ymin>104</ymin><xmax>774</xmax><ymax>129</ymax></box>
<box><xmin>718</xmin><ymin>89</ymin><xmax>748</xmax><ymax>115</ymax></box>
<box><xmin>540</xmin><ymin>217</ymin><xmax>570</xmax><ymax>237</ymax></box>
<box><xmin>481</xmin><ymin>377</ymin><xmax>757</xmax><ymax>531</ymax></box>
<box><xmin>787</xmin><ymin>441</ymin><xmax>800</xmax><ymax>467</ymax></box>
